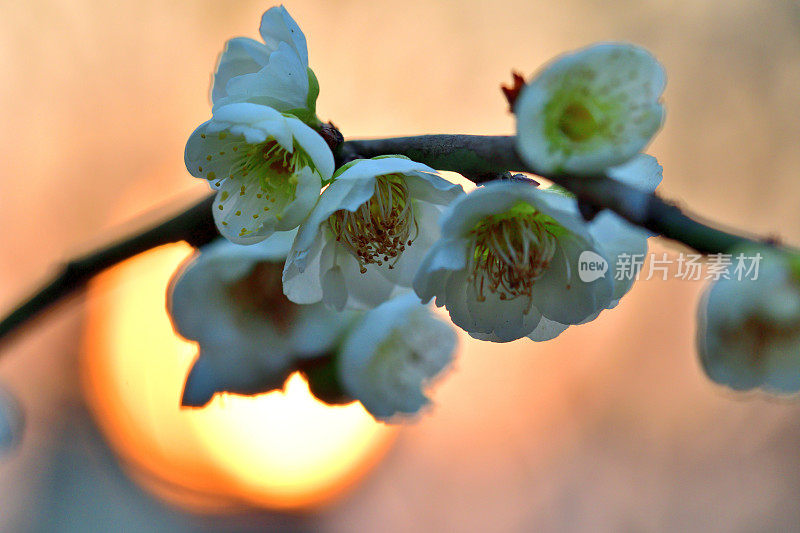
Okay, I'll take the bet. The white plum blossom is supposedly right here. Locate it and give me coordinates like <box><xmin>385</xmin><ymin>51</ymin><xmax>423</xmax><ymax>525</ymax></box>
<box><xmin>498</xmin><ymin>154</ymin><xmax>663</xmax><ymax>341</ymax></box>
<box><xmin>338</xmin><ymin>293</ymin><xmax>457</xmax><ymax>420</ymax></box>
<box><xmin>167</xmin><ymin>230</ymin><xmax>354</xmax><ymax>407</ymax></box>
<box><xmin>697</xmin><ymin>248</ymin><xmax>800</xmax><ymax>394</ymax></box>
<box><xmin>283</xmin><ymin>156</ymin><xmax>464</xmax><ymax>310</ymax></box>
<box><xmin>185</xmin><ymin>103</ymin><xmax>334</xmax><ymax>244</ymax></box>
<box><xmin>515</xmin><ymin>43</ymin><xmax>665</xmax><ymax>176</ymax></box>
<box><xmin>413</xmin><ymin>180</ymin><xmax>612</xmax><ymax>342</ymax></box>
<box><xmin>212</xmin><ymin>6</ymin><xmax>319</xmax><ymax>122</ymax></box>
<box><xmin>413</xmin><ymin>160</ymin><xmax>662</xmax><ymax>343</ymax></box>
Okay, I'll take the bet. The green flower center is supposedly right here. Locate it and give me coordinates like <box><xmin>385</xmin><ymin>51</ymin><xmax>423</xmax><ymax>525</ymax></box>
<box><xmin>328</xmin><ymin>174</ymin><xmax>418</xmax><ymax>273</ymax></box>
<box><xmin>236</xmin><ymin>139</ymin><xmax>311</xmax><ymax>197</ymax></box>
<box><xmin>468</xmin><ymin>202</ymin><xmax>564</xmax><ymax>303</ymax></box>
<box><xmin>542</xmin><ymin>76</ymin><xmax>628</xmax><ymax>153</ymax></box>
<box><xmin>557</xmin><ymin>102</ymin><xmax>598</xmax><ymax>142</ymax></box>
<box><xmin>200</xmin><ymin>132</ymin><xmax>314</xmax><ymax>232</ymax></box>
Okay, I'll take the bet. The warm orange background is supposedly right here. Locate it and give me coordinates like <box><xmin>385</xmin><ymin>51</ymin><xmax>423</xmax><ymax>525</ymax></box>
<box><xmin>2</xmin><ymin>0</ymin><xmax>800</xmax><ymax>531</ymax></box>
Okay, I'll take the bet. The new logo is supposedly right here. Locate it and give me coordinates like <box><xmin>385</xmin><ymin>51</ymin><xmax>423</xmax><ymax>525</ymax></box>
<box><xmin>578</xmin><ymin>251</ymin><xmax>608</xmax><ymax>282</ymax></box>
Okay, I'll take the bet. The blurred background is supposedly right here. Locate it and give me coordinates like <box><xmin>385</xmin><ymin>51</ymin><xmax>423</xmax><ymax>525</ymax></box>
<box><xmin>2</xmin><ymin>0</ymin><xmax>800</xmax><ymax>531</ymax></box>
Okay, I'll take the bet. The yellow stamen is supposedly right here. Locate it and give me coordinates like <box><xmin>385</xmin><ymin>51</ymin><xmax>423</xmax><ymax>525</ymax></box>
<box><xmin>468</xmin><ymin>203</ymin><xmax>561</xmax><ymax>305</ymax></box>
<box><xmin>328</xmin><ymin>174</ymin><xmax>417</xmax><ymax>274</ymax></box>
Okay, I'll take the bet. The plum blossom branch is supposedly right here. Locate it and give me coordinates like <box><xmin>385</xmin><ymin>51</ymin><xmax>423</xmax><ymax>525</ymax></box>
<box><xmin>337</xmin><ymin>134</ymin><xmax>768</xmax><ymax>255</ymax></box>
<box><xmin>0</xmin><ymin>196</ymin><xmax>218</xmax><ymax>346</ymax></box>
<box><xmin>0</xmin><ymin>133</ymin><xmax>775</xmax><ymax>348</ymax></box>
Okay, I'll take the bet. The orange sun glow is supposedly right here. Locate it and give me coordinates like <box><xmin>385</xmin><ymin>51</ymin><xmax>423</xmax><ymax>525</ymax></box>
<box><xmin>81</xmin><ymin>242</ymin><xmax>396</xmax><ymax>512</ymax></box>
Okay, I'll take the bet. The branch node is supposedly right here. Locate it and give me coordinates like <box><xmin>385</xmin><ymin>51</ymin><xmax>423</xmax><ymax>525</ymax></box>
<box><xmin>501</xmin><ymin>172</ymin><xmax>540</xmax><ymax>186</ymax></box>
<box><xmin>318</xmin><ymin>121</ymin><xmax>344</xmax><ymax>152</ymax></box>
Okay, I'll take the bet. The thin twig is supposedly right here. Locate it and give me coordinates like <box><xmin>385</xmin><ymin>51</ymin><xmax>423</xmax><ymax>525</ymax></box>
<box><xmin>0</xmin><ymin>195</ymin><xmax>217</xmax><ymax>346</ymax></box>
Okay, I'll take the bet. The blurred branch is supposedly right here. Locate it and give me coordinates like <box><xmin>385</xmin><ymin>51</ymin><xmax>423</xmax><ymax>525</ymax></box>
<box><xmin>0</xmin><ymin>196</ymin><xmax>217</xmax><ymax>347</ymax></box>
<box><xmin>338</xmin><ymin>134</ymin><xmax>769</xmax><ymax>254</ymax></box>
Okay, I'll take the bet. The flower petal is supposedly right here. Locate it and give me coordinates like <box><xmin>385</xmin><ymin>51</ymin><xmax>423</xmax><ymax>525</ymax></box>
<box><xmin>212</xmin><ymin>102</ymin><xmax>284</xmax><ymax>130</ymax></box>
<box><xmin>259</xmin><ymin>5</ymin><xmax>308</xmax><ymax>66</ymax></box>
<box><xmin>290</xmin><ymin>303</ymin><xmax>356</xmax><ymax>356</ymax></box>
<box><xmin>334</xmin><ymin>157</ymin><xmax>437</xmax><ymax>183</ymax></box>
<box><xmin>184</xmin><ymin>122</ymin><xmax>245</xmax><ymax>183</ymax></box>
<box><xmin>374</xmin><ymin>201</ymin><xmax>444</xmax><ymax>287</ymax></box>
<box><xmin>338</xmin><ymin>294</ymin><xmax>456</xmax><ymax>420</ymax></box>
<box><xmin>211</xmin><ymin>37</ymin><xmax>271</xmax><ymax>104</ymax></box>
<box><xmin>282</xmin><ymin>230</ymin><xmax>326</xmax><ymax>304</ymax></box>
<box><xmin>212</xmin><ymin>174</ymin><xmax>280</xmax><ymax>244</ymax></box>
<box><xmin>529</xmin><ymin>233</ymin><xmax>613</xmax><ymax>324</ymax></box>
<box><xmin>444</xmin><ymin>269</ymin><xmax>491</xmax><ymax>334</ymax></box>
<box><xmin>526</xmin><ymin>316</ymin><xmax>570</xmax><ymax>342</ymax></box>
<box><xmin>291</xmin><ymin>172</ymin><xmax>377</xmax><ymax>254</ymax></box>
<box><xmin>334</xmin><ymin>246</ymin><xmax>399</xmax><ymax>309</ymax></box>
<box><xmin>413</xmin><ymin>238</ymin><xmax>469</xmax><ymax>303</ymax></box>
<box><xmin>403</xmin><ymin>170</ymin><xmax>465</xmax><ymax>205</ymax></box>
<box><xmin>515</xmin><ymin>43</ymin><xmax>665</xmax><ymax>175</ymax></box>
<box><xmin>321</xmin><ymin>264</ymin><xmax>348</xmax><ymax>311</ymax></box>
<box><xmin>274</xmin><ymin>165</ymin><xmax>322</xmax><ymax>232</ymax></box>
<box><xmin>589</xmin><ymin>211</ymin><xmax>649</xmax><ymax>302</ymax></box>
<box><xmin>189</xmin><ymin>232</ymin><xmax>297</xmax><ymax>284</ymax></box>
<box><xmin>285</xmin><ymin>115</ymin><xmax>334</xmax><ymax>179</ymax></box>
<box><xmin>181</xmin><ymin>356</ymin><xmax>219</xmax><ymax>407</ymax></box>
<box><xmin>439</xmin><ymin>181</ymin><xmax>590</xmax><ymax>241</ymax></box>
<box><xmin>221</xmin><ymin>42</ymin><xmax>309</xmax><ymax>112</ymax></box>
<box><xmin>0</xmin><ymin>385</ymin><xmax>23</xmax><ymax>454</ymax></box>
<box><xmin>463</xmin><ymin>280</ymin><xmax>543</xmax><ymax>342</ymax></box>
<box><xmin>607</xmin><ymin>154</ymin><xmax>663</xmax><ymax>192</ymax></box>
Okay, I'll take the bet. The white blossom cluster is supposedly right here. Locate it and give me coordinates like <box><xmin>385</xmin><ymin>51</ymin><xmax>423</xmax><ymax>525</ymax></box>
<box><xmin>169</xmin><ymin>5</ymin><xmax>800</xmax><ymax>421</ymax></box>
<box><xmin>176</xmin><ymin>7</ymin><xmax>462</xmax><ymax>419</ymax></box>
<box><xmin>168</xmin><ymin>230</ymin><xmax>454</xmax><ymax>420</ymax></box>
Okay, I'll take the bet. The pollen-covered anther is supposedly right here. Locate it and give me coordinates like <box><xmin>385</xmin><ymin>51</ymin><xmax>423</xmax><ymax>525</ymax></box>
<box><xmin>469</xmin><ymin>208</ymin><xmax>559</xmax><ymax>304</ymax></box>
<box><xmin>327</xmin><ymin>174</ymin><xmax>418</xmax><ymax>274</ymax></box>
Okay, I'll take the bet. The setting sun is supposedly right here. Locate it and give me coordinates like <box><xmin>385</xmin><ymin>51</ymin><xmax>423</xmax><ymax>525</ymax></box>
<box><xmin>82</xmin><ymin>243</ymin><xmax>395</xmax><ymax>511</ymax></box>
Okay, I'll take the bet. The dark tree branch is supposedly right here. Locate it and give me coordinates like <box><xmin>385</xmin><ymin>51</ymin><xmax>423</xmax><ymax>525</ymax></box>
<box><xmin>337</xmin><ymin>134</ymin><xmax>766</xmax><ymax>254</ymax></box>
<box><xmin>0</xmin><ymin>195</ymin><xmax>217</xmax><ymax>346</ymax></box>
<box><xmin>0</xmin><ymin>133</ymin><xmax>778</xmax><ymax>347</ymax></box>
